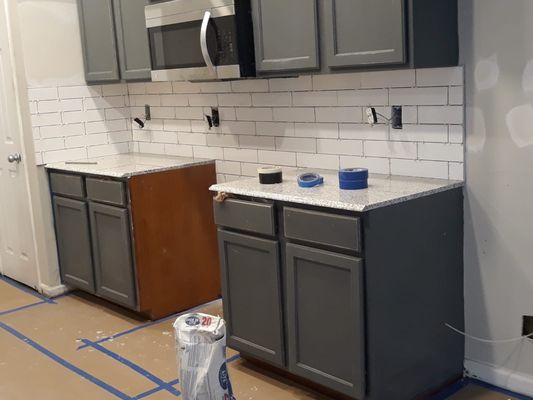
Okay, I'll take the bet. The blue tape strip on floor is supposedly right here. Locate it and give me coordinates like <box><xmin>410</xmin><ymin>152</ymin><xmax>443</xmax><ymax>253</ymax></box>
<box><xmin>470</xmin><ymin>378</ymin><xmax>533</xmax><ymax>400</ymax></box>
<box><xmin>133</xmin><ymin>354</ymin><xmax>242</xmax><ymax>399</ymax></box>
<box><xmin>81</xmin><ymin>339</ymin><xmax>181</xmax><ymax>397</ymax></box>
<box><xmin>77</xmin><ymin>298</ymin><xmax>222</xmax><ymax>351</ymax></box>
<box><xmin>431</xmin><ymin>377</ymin><xmax>533</xmax><ymax>400</ymax></box>
<box><xmin>0</xmin><ymin>300</ymin><xmax>49</xmax><ymax>317</ymax></box>
<box><xmin>0</xmin><ymin>321</ymin><xmax>134</xmax><ymax>400</ymax></box>
<box><xmin>430</xmin><ymin>378</ymin><xmax>471</xmax><ymax>399</ymax></box>
<box><xmin>0</xmin><ymin>274</ymin><xmax>55</xmax><ymax>304</ymax></box>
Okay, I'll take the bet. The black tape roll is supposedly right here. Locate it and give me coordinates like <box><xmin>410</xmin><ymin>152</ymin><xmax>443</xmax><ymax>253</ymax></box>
<box><xmin>258</xmin><ymin>167</ymin><xmax>283</xmax><ymax>184</ymax></box>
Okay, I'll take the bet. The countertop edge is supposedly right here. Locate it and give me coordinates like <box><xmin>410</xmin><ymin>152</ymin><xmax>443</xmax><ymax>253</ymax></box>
<box><xmin>209</xmin><ymin>181</ymin><xmax>464</xmax><ymax>212</ymax></box>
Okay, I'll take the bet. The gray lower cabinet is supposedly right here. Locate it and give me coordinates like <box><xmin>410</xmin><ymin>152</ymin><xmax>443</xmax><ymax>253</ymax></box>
<box><xmin>252</xmin><ymin>0</ymin><xmax>319</xmax><ymax>73</ymax></box>
<box><xmin>322</xmin><ymin>0</ymin><xmax>406</xmax><ymax>68</ymax></box>
<box><xmin>89</xmin><ymin>201</ymin><xmax>136</xmax><ymax>309</ymax></box>
<box><xmin>77</xmin><ymin>0</ymin><xmax>151</xmax><ymax>83</ymax></box>
<box><xmin>286</xmin><ymin>243</ymin><xmax>365</xmax><ymax>398</ymax></box>
<box><xmin>218</xmin><ymin>229</ymin><xmax>285</xmax><ymax>367</ymax></box>
<box><xmin>52</xmin><ymin>196</ymin><xmax>95</xmax><ymax>293</ymax></box>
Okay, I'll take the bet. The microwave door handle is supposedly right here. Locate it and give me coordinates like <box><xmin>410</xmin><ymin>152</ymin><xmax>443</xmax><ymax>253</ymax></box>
<box><xmin>200</xmin><ymin>11</ymin><xmax>216</xmax><ymax>78</ymax></box>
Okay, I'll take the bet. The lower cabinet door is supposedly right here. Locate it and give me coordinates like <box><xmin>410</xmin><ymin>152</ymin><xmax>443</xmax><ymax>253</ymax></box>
<box><xmin>89</xmin><ymin>201</ymin><xmax>137</xmax><ymax>309</ymax></box>
<box><xmin>53</xmin><ymin>196</ymin><xmax>95</xmax><ymax>293</ymax></box>
<box><xmin>218</xmin><ymin>229</ymin><xmax>285</xmax><ymax>366</ymax></box>
<box><xmin>286</xmin><ymin>243</ymin><xmax>365</xmax><ymax>398</ymax></box>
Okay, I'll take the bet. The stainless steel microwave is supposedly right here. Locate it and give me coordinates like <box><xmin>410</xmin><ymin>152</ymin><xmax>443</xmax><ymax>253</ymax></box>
<box><xmin>145</xmin><ymin>0</ymin><xmax>255</xmax><ymax>81</ymax></box>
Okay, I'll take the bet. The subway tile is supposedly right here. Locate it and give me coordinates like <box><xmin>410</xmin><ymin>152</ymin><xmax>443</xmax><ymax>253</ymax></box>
<box><xmin>252</xmin><ymin>92</ymin><xmax>291</xmax><ymax>107</ymax></box>
<box><xmin>316</xmin><ymin>107</ymin><xmax>362</xmax><ymax>123</ymax></box>
<box><xmin>132</xmin><ymin>129</ymin><xmax>152</xmax><ymax>142</ymax></box>
<box><xmin>59</xmin><ymin>85</ymin><xmax>102</xmax><ymax>99</ymax></box>
<box><xmin>258</xmin><ymin>150</ymin><xmax>296</xmax><ymax>166</ymax></box>
<box><xmin>150</xmin><ymin>107</ymin><xmax>175</xmax><ymax>119</ymax></box>
<box><xmin>86</xmin><ymin>119</ymin><xmax>127</xmax><ymax>134</ymax></box>
<box><xmin>178</xmin><ymin>133</ymin><xmax>207</xmax><ymax>145</ymax></box>
<box><xmin>127</xmin><ymin>82</ymin><xmax>146</xmax><ymax>95</ymax></box>
<box><xmin>231</xmin><ymin>79</ymin><xmax>269</xmax><ymax>93</ymax></box>
<box><xmin>273</xmin><ymin>107</ymin><xmax>315</xmax><ymax>122</ymax></box>
<box><xmin>42</xmin><ymin>147</ymin><xmax>87</xmax><ymax>163</ymax></box>
<box><xmin>390</xmin><ymin>124</ymin><xmax>448</xmax><ymax>143</ymax></box>
<box><xmin>65</xmin><ymin>133</ymin><xmax>108</xmax><ymax>148</ymax></box>
<box><xmin>164</xmin><ymin>119</ymin><xmax>191</xmax><ymax>132</ymax></box>
<box><xmin>297</xmin><ymin>153</ymin><xmax>339</xmax><ymax>169</ymax></box>
<box><xmin>294</xmin><ymin>123</ymin><xmax>339</xmax><ymax>138</ymax></box>
<box><xmin>389</xmin><ymin>87</ymin><xmax>448</xmax><ymax>105</ymax></box>
<box><xmin>239</xmin><ymin>135</ymin><xmax>275</xmax><ymax>150</ymax></box>
<box><xmin>28</xmin><ymin>87</ymin><xmax>58</xmax><ymax>101</ymax></box>
<box><xmin>102</xmin><ymin>84</ymin><xmax>127</xmax><ymax>96</ymax></box>
<box><xmin>145</xmin><ymin>81</ymin><xmax>173</xmax><ymax>94</ymax></box>
<box><xmin>449</xmin><ymin>162</ymin><xmax>464</xmax><ymax>180</ymax></box>
<box><xmin>340</xmin><ymin>124</ymin><xmax>389</xmax><ymax>141</ymax></box>
<box><xmin>340</xmin><ymin>156</ymin><xmax>390</xmax><ymax>175</ymax></box>
<box><xmin>390</xmin><ymin>159</ymin><xmax>449</xmax><ymax>179</ymax></box>
<box><xmin>199</xmin><ymin>81</ymin><xmax>232</xmax><ymax>93</ymax></box>
<box><xmin>161</xmin><ymin>94</ymin><xmax>189</xmax><ymax>106</ymax></box>
<box><xmin>269</xmin><ymin>76</ymin><xmax>312</xmax><ymax>92</ymax></box>
<box><xmin>361</xmin><ymin>70</ymin><xmax>415</xmax><ymax>88</ymax></box>
<box><xmin>164</xmin><ymin>144</ymin><xmax>194</xmax><ymax>157</ymax></box>
<box><xmin>39</xmin><ymin>99</ymin><xmax>83</xmax><ymax>113</ymax></box>
<box><xmin>418</xmin><ymin>106</ymin><xmax>463</xmax><ymax>124</ymax></box>
<box><xmin>293</xmin><ymin>91</ymin><xmax>337</xmax><ymax>106</ymax></box>
<box><xmin>218</xmin><ymin>93</ymin><xmax>252</xmax><ymax>106</ymax></box>
<box><xmin>84</xmin><ymin>96</ymin><xmax>125</xmax><ymax>110</ymax></box>
<box><xmin>449</xmin><ymin>86</ymin><xmax>464</xmax><ymax>105</ymax></box>
<box><xmin>104</xmin><ymin>107</ymin><xmax>130</xmax><ymax>120</ymax></box>
<box><xmin>217</xmin><ymin>107</ymin><xmax>237</xmax><ymax>121</ymax></box>
<box><xmin>193</xmin><ymin>145</ymin><xmax>224</xmax><ymax>159</ymax></box>
<box><xmin>224</xmin><ymin>148</ymin><xmax>258</xmax><ymax>162</ymax></box>
<box><xmin>216</xmin><ymin>160</ymin><xmax>241</xmax><ymax>175</ymax></box>
<box><xmin>108</xmin><ymin>130</ymin><xmax>132</xmax><ymax>143</ymax></box>
<box><xmin>39</xmin><ymin>124</ymin><xmax>84</xmax><ymax>139</ymax></box>
<box><xmin>207</xmin><ymin>134</ymin><xmax>240</xmax><ymax>148</ymax></box>
<box><xmin>337</xmin><ymin>89</ymin><xmax>388</xmax><ymax>106</ymax></box>
<box><xmin>220</xmin><ymin>121</ymin><xmax>256</xmax><ymax>135</ymax></box>
<box><xmin>449</xmin><ymin>125</ymin><xmax>464</xmax><ymax>144</ymax></box>
<box><xmin>172</xmin><ymin>81</ymin><xmax>202</xmax><ymax>93</ymax></box>
<box><xmin>364</xmin><ymin>141</ymin><xmax>417</xmax><ymax>159</ymax></box>
<box><xmin>151</xmin><ymin>131</ymin><xmax>179</xmax><ymax>144</ymax></box>
<box><xmin>317</xmin><ymin>139</ymin><xmax>363</xmax><ymax>156</ymax></box>
<box><xmin>188</xmin><ymin>94</ymin><xmax>218</xmax><ymax>106</ymax></box>
<box><xmin>256</xmin><ymin>122</ymin><xmax>295</xmax><ymax>136</ymax></box>
<box><xmin>236</xmin><ymin>107</ymin><xmax>273</xmax><ymax>121</ymax></box>
<box><xmin>240</xmin><ymin>163</ymin><xmax>262</xmax><ymax>177</ymax></box>
<box><xmin>29</xmin><ymin>101</ymin><xmax>38</xmax><ymax>114</ymax></box>
<box><xmin>312</xmin><ymin>72</ymin><xmax>361</xmax><ymax>90</ymax></box>
<box><xmin>34</xmin><ymin>137</ymin><xmax>65</xmax><ymax>152</ymax></box>
<box><xmin>276</xmin><ymin>137</ymin><xmax>316</xmax><ymax>153</ymax></box>
<box><xmin>418</xmin><ymin>143</ymin><xmax>464</xmax><ymax>162</ymax></box>
<box><xmin>136</xmin><ymin>142</ymin><xmax>165</xmax><ymax>155</ymax></box>
<box><xmin>175</xmin><ymin>107</ymin><xmax>204</xmax><ymax>120</ymax></box>
<box><xmin>131</xmin><ymin>94</ymin><xmax>161</xmax><ymax>106</ymax></box>
<box><xmin>31</xmin><ymin>113</ymin><xmax>62</xmax><ymax>127</ymax></box>
<box><xmin>34</xmin><ymin>152</ymin><xmax>43</xmax><ymax>165</ymax></box>
<box><xmin>416</xmin><ymin>66</ymin><xmax>464</xmax><ymax>86</ymax></box>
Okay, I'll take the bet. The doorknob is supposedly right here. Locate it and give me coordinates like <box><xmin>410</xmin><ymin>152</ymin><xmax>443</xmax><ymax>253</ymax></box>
<box><xmin>7</xmin><ymin>153</ymin><xmax>22</xmax><ymax>163</ymax></box>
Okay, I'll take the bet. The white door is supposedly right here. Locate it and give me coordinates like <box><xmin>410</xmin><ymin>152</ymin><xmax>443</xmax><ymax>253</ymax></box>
<box><xmin>0</xmin><ymin>0</ymin><xmax>39</xmax><ymax>288</ymax></box>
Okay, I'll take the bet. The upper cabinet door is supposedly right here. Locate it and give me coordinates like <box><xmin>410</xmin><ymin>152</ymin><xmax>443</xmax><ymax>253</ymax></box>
<box><xmin>323</xmin><ymin>0</ymin><xmax>406</xmax><ymax>68</ymax></box>
<box><xmin>113</xmin><ymin>0</ymin><xmax>152</xmax><ymax>81</ymax></box>
<box><xmin>252</xmin><ymin>0</ymin><xmax>319</xmax><ymax>73</ymax></box>
<box><xmin>77</xmin><ymin>0</ymin><xmax>120</xmax><ymax>82</ymax></box>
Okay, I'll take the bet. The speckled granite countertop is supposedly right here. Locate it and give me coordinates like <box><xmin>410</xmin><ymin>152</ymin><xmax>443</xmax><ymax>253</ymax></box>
<box><xmin>46</xmin><ymin>153</ymin><xmax>215</xmax><ymax>178</ymax></box>
<box><xmin>210</xmin><ymin>170</ymin><xmax>464</xmax><ymax>212</ymax></box>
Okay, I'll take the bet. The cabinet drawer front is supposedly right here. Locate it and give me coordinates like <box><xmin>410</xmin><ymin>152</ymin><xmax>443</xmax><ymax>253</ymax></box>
<box><xmin>50</xmin><ymin>172</ymin><xmax>85</xmax><ymax>198</ymax></box>
<box><xmin>213</xmin><ymin>199</ymin><xmax>275</xmax><ymax>236</ymax></box>
<box><xmin>284</xmin><ymin>207</ymin><xmax>361</xmax><ymax>252</ymax></box>
<box><xmin>86</xmin><ymin>178</ymin><xmax>126</xmax><ymax>206</ymax></box>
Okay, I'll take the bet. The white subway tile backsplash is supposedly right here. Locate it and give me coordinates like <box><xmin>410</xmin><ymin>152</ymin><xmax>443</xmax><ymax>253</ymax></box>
<box><xmin>317</xmin><ymin>139</ymin><xmax>363</xmax><ymax>156</ymax></box>
<box><xmin>449</xmin><ymin>162</ymin><xmax>464</xmax><ymax>180</ymax></box>
<box><xmin>30</xmin><ymin>67</ymin><xmax>464</xmax><ymax>180</ymax></box>
<box><xmin>416</xmin><ymin>66</ymin><xmax>464</xmax><ymax>87</ymax></box>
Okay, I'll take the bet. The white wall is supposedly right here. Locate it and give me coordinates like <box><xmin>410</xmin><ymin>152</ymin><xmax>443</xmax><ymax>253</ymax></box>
<box><xmin>460</xmin><ymin>0</ymin><xmax>533</xmax><ymax>394</ymax></box>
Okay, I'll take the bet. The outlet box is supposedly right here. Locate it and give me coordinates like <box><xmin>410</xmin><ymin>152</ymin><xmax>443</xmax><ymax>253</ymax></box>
<box><xmin>522</xmin><ymin>315</ymin><xmax>533</xmax><ymax>338</ymax></box>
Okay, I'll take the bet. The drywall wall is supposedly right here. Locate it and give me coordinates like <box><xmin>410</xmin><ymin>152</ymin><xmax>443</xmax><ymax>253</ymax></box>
<box><xmin>460</xmin><ymin>0</ymin><xmax>533</xmax><ymax>393</ymax></box>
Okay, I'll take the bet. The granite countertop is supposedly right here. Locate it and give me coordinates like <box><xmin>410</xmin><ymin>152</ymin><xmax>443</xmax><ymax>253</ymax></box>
<box><xmin>45</xmin><ymin>153</ymin><xmax>215</xmax><ymax>178</ymax></box>
<box><xmin>210</xmin><ymin>170</ymin><xmax>464</xmax><ymax>212</ymax></box>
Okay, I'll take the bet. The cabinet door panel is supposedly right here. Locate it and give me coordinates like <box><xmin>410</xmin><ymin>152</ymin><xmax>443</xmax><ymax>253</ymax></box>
<box><xmin>113</xmin><ymin>0</ymin><xmax>152</xmax><ymax>81</ymax></box>
<box><xmin>53</xmin><ymin>196</ymin><xmax>95</xmax><ymax>293</ymax></box>
<box><xmin>252</xmin><ymin>0</ymin><xmax>319</xmax><ymax>72</ymax></box>
<box><xmin>89</xmin><ymin>202</ymin><xmax>136</xmax><ymax>309</ymax></box>
<box><xmin>218</xmin><ymin>230</ymin><xmax>284</xmax><ymax>366</ymax></box>
<box><xmin>323</xmin><ymin>0</ymin><xmax>406</xmax><ymax>68</ymax></box>
<box><xmin>77</xmin><ymin>0</ymin><xmax>120</xmax><ymax>82</ymax></box>
<box><xmin>286</xmin><ymin>243</ymin><xmax>365</xmax><ymax>398</ymax></box>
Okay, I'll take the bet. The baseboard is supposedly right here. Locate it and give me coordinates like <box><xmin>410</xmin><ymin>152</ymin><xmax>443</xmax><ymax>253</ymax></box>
<box><xmin>465</xmin><ymin>359</ymin><xmax>533</xmax><ymax>397</ymax></box>
<box><xmin>38</xmin><ymin>283</ymin><xmax>69</xmax><ymax>298</ymax></box>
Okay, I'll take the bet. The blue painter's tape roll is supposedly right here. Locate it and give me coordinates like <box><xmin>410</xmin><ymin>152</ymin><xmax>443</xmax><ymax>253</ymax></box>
<box><xmin>298</xmin><ymin>173</ymin><xmax>324</xmax><ymax>188</ymax></box>
<box><xmin>339</xmin><ymin>168</ymin><xmax>368</xmax><ymax>181</ymax></box>
<box><xmin>339</xmin><ymin>179</ymin><xmax>368</xmax><ymax>190</ymax></box>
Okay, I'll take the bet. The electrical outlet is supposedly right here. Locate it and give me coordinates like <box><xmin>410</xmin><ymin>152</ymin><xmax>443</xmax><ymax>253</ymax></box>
<box><xmin>522</xmin><ymin>315</ymin><xmax>533</xmax><ymax>338</ymax></box>
<box><xmin>366</xmin><ymin>107</ymin><xmax>378</xmax><ymax>125</ymax></box>
<box><xmin>391</xmin><ymin>105</ymin><xmax>402</xmax><ymax>129</ymax></box>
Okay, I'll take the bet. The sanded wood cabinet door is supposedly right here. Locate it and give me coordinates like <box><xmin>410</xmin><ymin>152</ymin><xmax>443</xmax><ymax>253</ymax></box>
<box><xmin>286</xmin><ymin>243</ymin><xmax>365</xmax><ymax>398</ymax></box>
<box><xmin>89</xmin><ymin>201</ymin><xmax>136</xmax><ymax>309</ymax></box>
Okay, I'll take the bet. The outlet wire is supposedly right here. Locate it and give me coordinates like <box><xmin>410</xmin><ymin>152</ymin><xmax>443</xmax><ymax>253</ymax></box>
<box><xmin>445</xmin><ymin>323</ymin><xmax>533</xmax><ymax>344</ymax></box>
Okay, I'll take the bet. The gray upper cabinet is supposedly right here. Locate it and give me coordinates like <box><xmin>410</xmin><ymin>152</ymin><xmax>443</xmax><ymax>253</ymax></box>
<box><xmin>286</xmin><ymin>243</ymin><xmax>365</xmax><ymax>398</ymax></box>
<box><xmin>113</xmin><ymin>0</ymin><xmax>151</xmax><ymax>81</ymax></box>
<box><xmin>89</xmin><ymin>202</ymin><xmax>137</xmax><ymax>309</ymax></box>
<box><xmin>77</xmin><ymin>0</ymin><xmax>120</xmax><ymax>82</ymax></box>
<box><xmin>77</xmin><ymin>0</ymin><xmax>151</xmax><ymax>83</ymax></box>
<box><xmin>53</xmin><ymin>196</ymin><xmax>95</xmax><ymax>293</ymax></box>
<box><xmin>252</xmin><ymin>0</ymin><xmax>319</xmax><ymax>73</ymax></box>
<box><xmin>323</xmin><ymin>0</ymin><xmax>405</xmax><ymax>68</ymax></box>
<box><xmin>218</xmin><ymin>229</ymin><xmax>285</xmax><ymax>367</ymax></box>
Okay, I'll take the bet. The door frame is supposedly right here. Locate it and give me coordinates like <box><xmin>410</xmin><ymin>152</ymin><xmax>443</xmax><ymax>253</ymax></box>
<box><xmin>0</xmin><ymin>0</ymin><xmax>62</xmax><ymax>294</ymax></box>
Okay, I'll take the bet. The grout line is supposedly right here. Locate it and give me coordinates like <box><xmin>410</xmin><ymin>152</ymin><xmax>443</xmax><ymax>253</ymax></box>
<box><xmin>0</xmin><ymin>320</ymin><xmax>134</xmax><ymax>400</ymax></box>
<box><xmin>80</xmin><ymin>339</ymin><xmax>180</xmax><ymax>397</ymax></box>
<box><xmin>77</xmin><ymin>298</ymin><xmax>222</xmax><ymax>350</ymax></box>
<box><xmin>0</xmin><ymin>274</ymin><xmax>56</xmax><ymax>304</ymax></box>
